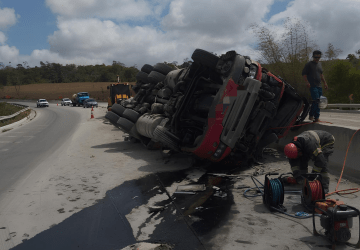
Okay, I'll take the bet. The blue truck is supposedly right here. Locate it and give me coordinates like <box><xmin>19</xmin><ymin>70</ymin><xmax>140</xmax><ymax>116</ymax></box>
<box><xmin>72</xmin><ymin>92</ymin><xmax>90</xmax><ymax>107</ymax></box>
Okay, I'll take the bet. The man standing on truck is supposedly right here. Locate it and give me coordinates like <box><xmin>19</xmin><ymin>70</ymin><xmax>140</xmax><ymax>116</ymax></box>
<box><xmin>302</xmin><ymin>50</ymin><xmax>328</xmax><ymax>122</ymax></box>
<box><xmin>283</xmin><ymin>130</ymin><xmax>335</xmax><ymax>194</ymax></box>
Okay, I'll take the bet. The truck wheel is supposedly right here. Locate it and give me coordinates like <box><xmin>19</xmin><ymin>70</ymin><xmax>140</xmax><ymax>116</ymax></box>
<box><xmin>141</xmin><ymin>64</ymin><xmax>154</xmax><ymax>74</ymax></box>
<box><xmin>148</xmin><ymin>71</ymin><xmax>166</xmax><ymax>84</ymax></box>
<box><xmin>111</xmin><ymin>104</ymin><xmax>126</xmax><ymax>116</ymax></box>
<box><xmin>105</xmin><ymin>111</ymin><xmax>120</xmax><ymax>126</ymax></box>
<box><xmin>153</xmin><ymin>63</ymin><xmax>173</xmax><ymax>75</ymax></box>
<box><xmin>122</xmin><ymin>109</ymin><xmax>141</xmax><ymax>123</ymax></box>
<box><xmin>73</xmin><ymin>103</ymin><xmax>76</xmax><ymax>106</ymax></box>
<box><xmin>153</xmin><ymin>126</ymin><xmax>180</xmax><ymax>151</ymax></box>
<box><xmin>191</xmin><ymin>48</ymin><xmax>219</xmax><ymax>70</ymax></box>
<box><xmin>136</xmin><ymin>71</ymin><xmax>150</xmax><ymax>84</ymax></box>
<box><xmin>117</xmin><ymin>117</ymin><xmax>134</xmax><ymax>132</ymax></box>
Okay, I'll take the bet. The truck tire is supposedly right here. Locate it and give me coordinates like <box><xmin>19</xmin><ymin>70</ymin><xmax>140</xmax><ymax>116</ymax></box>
<box><xmin>117</xmin><ymin>117</ymin><xmax>134</xmax><ymax>132</ymax></box>
<box><xmin>105</xmin><ymin>111</ymin><xmax>120</xmax><ymax>126</ymax></box>
<box><xmin>153</xmin><ymin>126</ymin><xmax>180</xmax><ymax>151</ymax></box>
<box><xmin>136</xmin><ymin>71</ymin><xmax>150</xmax><ymax>84</ymax></box>
<box><xmin>111</xmin><ymin>104</ymin><xmax>126</xmax><ymax>116</ymax></box>
<box><xmin>148</xmin><ymin>71</ymin><xmax>166</xmax><ymax>84</ymax></box>
<box><xmin>73</xmin><ymin>103</ymin><xmax>76</xmax><ymax>106</ymax></box>
<box><xmin>141</xmin><ymin>64</ymin><xmax>154</xmax><ymax>74</ymax></box>
<box><xmin>153</xmin><ymin>63</ymin><xmax>173</xmax><ymax>75</ymax></box>
<box><xmin>122</xmin><ymin>109</ymin><xmax>141</xmax><ymax>123</ymax></box>
<box><xmin>191</xmin><ymin>48</ymin><xmax>219</xmax><ymax>70</ymax></box>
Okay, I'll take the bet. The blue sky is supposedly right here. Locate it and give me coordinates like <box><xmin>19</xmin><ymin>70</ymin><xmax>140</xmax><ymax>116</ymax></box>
<box><xmin>0</xmin><ymin>0</ymin><xmax>289</xmax><ymax>56</ymax></box>
<box><xmin>0</xmin><ymin>0</ymin><xmax>358</xmax><ymax>67</ymax></box>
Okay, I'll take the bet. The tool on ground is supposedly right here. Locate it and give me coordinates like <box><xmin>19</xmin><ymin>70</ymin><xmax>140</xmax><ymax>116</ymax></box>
<box><xmin>301</xmin><ymin>173</ymin><xmax>325</xmax><ymax>212</ymax></box>
<box><xmin>313</xmin><ymin>199</ymin><xmax>360</xmax><ymax>249</ymax></box>
<box><xmin>263</xmin><ymin>173</ymin><xmax>286</xmax><ymax>212</ymax></box>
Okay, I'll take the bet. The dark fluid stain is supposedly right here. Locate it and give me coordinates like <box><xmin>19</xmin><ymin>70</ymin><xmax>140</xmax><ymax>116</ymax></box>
<box><xmin>235</xmin><ymin>240</ymin><xmax>253</xmax><ymax>244</ymax></box>
<box><xmin>9</xmin><ymin>170</ymin><xmax>206</xmax><ymax>250</ymax></box>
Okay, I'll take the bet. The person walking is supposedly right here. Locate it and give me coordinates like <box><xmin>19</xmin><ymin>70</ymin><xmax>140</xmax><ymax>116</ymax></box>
<box><xmin>302</xmin><ymin>50</ymin><xmax>328</xmax><ymax>122</ymax></box>
<box><xmin>283</xmin><ymin>130</ymin><xmax>335</xmax><ymax>194</ymax></box>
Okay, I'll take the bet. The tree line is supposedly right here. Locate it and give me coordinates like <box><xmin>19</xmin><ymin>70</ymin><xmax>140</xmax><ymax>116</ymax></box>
<box><xmin>251</xmin><ymin>17</ymin><xmax>360</xmax><ymax>103</ymax></box>
<box><xmin>1</xmin><ymin>17</ymin><xmax>360</xmax><ymax>103</ymax></box>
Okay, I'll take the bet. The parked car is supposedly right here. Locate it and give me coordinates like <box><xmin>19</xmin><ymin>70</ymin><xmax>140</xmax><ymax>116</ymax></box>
<box><xmin>61</xmin><ymin>98</ymin><xmax>72</xmax><ymax>106</ymax></box>
<box><xmin>83</xmin><ymin>98</ymin><xmax>98</xmax><ymax>108</ymax></box>
<box><xmin>37</xmin><ymin>99</ymin><xmax>49</xmax><ymax>107</ymax></box>
<box><xmin>105</xmin><ymin>48</ymin><xmax>310</xmax><ymax>163</ymax></box>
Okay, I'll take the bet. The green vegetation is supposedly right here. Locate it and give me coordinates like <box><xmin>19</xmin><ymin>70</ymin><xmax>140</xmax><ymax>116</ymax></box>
<box><xmin>0</xmin><ymin>102</ymin><xmax>23</xmax><ymax>116</ymax></box>
<box><xmin>249</xmin><ymin>17</ymin><xmax>360</xmax><ymax>103</ymax></box>
<box><xmin>326</xmin><ymin>60</ymin><xmax>360</xmax><ymax>103</ymax></box>
<box><xmin>0</xmin><ymin>102</ymin><xmax>30</xmax><ymax>128</ymax></box>
<box><xmin>0</xmin><ymin>61</ymin><xmax>140</xmax><ymax>87</ymax></box>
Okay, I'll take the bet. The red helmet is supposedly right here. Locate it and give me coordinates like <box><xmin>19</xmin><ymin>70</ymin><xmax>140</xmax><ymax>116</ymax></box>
<box><xmin>284</xmin><ymin>143</ymin><xmax>298</xmax><ymax>159</ymax></box>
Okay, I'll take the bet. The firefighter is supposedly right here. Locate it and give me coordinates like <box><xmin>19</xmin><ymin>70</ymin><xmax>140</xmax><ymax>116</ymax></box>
<box><xmin>283</xmin><ymin>130</ymin><xmax>335</xmax><ymax>193</ymax></box>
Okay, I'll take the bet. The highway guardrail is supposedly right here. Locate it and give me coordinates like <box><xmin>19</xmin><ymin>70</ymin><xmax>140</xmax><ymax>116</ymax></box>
<box><xmin>0</xmin><ymin>103</ymin><xmax>30</xmax><ymax>123</ymax></box>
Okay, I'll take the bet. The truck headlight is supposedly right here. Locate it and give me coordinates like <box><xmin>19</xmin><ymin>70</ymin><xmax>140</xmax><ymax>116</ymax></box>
<box><xmin>213</xmin><ymin>142</ymin><xmax>228</xmax><ymax>159</ymax></box>
<box><xmin>249</xmin><ymin>64</ymin><xmax>258</xmax><ymax>79</ymax></box>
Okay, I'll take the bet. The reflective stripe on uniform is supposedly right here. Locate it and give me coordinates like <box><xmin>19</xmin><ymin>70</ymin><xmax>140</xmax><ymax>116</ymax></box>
<box><xmin>312</xmin><ymin>148</ymin><xmax>322</xmax><ymax>156</ymax></box>
<box><xmin>312</xmin><ymin>166</ymin><xmax>322</xmax><ymax>172</ymax></box>
<box><xmin>321</xmin><ymin>141</ymin><xmax>335</xmax><ymax>149</ymax></box>
<box><xmin>308</xmin><ymin>130</ymin><xmax>320</xmax><ymax>145</ymax></box>
<box><xmin>291</xmin><ymin>166</ymin><xmax>300</xmax><ymax>172</ymax></box>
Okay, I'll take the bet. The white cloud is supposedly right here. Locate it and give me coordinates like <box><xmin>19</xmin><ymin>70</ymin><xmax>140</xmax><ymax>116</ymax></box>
<box><xmin>0</xmin><ymin>31</ymin><xmax>7</xmax><ymax>45</ymax></box>
<box><xmin>0</xmin><ymin>7</ymin><xmax>19</xmax><ymax>30</ymax></box>
<box><xmin>268</xmin><ymin>0</ymin><xmax>360</xmax><ymax>58</ymax></box>
<box><xmin>45</xmin><ymin>0</ymin><xmax>170</xmax><ymax>21</ymax></box>
<box><xmin>3</xmin><ymin>0</ymin><xmax>360</xmax><ymax>68</ymax></box>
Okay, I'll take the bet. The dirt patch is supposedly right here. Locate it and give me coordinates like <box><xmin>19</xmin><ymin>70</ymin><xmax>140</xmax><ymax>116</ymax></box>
<box><xmin>1</xmin><ymin>82</ymin><xmax>136</xmax><ymax>101</ymax></box>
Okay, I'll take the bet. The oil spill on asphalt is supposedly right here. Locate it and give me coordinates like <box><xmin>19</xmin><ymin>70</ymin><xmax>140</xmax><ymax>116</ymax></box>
<box><xmin>10</xmin><ymin>164</ymin><xmax>240</xmax><ymax>250</ymax></box>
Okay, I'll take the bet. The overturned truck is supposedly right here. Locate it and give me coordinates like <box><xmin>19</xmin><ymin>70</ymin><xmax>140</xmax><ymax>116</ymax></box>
<box><xmin>105</xmin><ymin>49</ymin><xmax>310</xmax><ymax>162</ymax></box>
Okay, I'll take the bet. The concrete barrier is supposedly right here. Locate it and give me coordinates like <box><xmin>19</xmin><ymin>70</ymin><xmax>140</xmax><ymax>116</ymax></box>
<box><xmin>270</xmin><ymin>123</ymin><xmax>360</xmax><ymax>183</ymax></box>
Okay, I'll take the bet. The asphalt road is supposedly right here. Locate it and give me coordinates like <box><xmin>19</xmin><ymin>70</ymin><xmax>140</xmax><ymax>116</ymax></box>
<box><xmin>0</xmin><ymin>103</ymin><xmax>359</xmax><ymax>250</ymax></box>
<box><xmin>0</xmin><ymin>103</ymin><xmax>81</xmax><ymax>195</ymax></box>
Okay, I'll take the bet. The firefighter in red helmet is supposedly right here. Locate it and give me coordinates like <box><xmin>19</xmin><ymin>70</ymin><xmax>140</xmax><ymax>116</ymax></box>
<box><xmin>283</xmin><ymin>130</ymin><xmax>335</xmax><ymax>193</ymax></box>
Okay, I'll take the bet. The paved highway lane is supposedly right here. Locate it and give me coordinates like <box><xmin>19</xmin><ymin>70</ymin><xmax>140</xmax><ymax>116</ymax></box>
<box><xmin>0</xmin><ymin>103</ymin><xmax>82</xmax><ymax>195</ymax></box>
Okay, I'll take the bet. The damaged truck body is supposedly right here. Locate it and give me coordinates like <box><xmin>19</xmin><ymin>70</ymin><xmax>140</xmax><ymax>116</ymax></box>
<box><xmin>105</xmin><ymin>49</ymin><xmax>310</xmax><ymax>162</ymax></box>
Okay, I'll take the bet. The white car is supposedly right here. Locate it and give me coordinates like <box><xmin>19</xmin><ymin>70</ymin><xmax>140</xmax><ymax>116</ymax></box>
<box><xmin>37</xmin><ymin>99</ymin><xmax>49</xmax><ymax>107</ymax></box>
<box><xmin>61</xmin><ymin>98</ymin><xmax>72</xmax><ymax>106</ymax></box>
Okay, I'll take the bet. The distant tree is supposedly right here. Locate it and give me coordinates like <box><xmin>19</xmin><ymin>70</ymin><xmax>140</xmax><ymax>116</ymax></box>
<box><xmin>250</xmin><ymin>17</ymin><xmax>317</xmax><ymax>98</ymax></box>
<box><xmin>324</xmin><ymin>43</ymin><xmax>343</xmax><ymax>61</ymax></box>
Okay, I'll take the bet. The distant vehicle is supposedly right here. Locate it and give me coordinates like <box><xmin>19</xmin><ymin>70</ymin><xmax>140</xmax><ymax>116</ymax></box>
<box><xmin>107</xmin><ymin>83</ymin><xmax>132</xmax><ymax>111</ymax></box>
<box><xmin>72</xmin><ymin>92</ymin><xmax>90</xmax><ymax>106</ymax></box>
<box><xmin>61</xmin><ymin>98</ymin><xmax>72</xmax><ymax>106</ymax></box>
<box><xmin>37</xmin><ymin>99</ymin><xmax>49</xmax><ymax>107</ymax></box>
<box><xmin>83</xmin><ymin>98</ymin><xmax>98</xmax><ymax>108</ymax></box>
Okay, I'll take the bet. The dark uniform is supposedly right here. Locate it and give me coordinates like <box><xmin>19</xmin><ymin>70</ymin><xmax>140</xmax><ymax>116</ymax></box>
<box><xmin>289</xmin><ymin>130</ymin><xmax>335</xmax><ymax>191</ymax></box>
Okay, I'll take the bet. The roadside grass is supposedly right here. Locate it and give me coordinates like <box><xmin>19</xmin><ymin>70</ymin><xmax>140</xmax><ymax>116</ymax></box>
<box><xmin>0</xmin><ymin>102</ymin><xmax>23</xmax><ymax>116</ymax></box>
<box><xmin>1</xmin><ymin>82</ymin><xmax>136</xmax><ymax>101</ymax></box>
<box><xmin>0</xmin><ymin>109</ymin><xmax>31</xmax><ymax>128</ymax></box>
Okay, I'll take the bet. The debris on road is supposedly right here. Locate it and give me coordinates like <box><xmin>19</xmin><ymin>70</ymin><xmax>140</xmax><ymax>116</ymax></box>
<box><xmin>148</xmin><ymin>205</ymin><xmax>165</xmax><ymax>213</ymax></box>
<box><xmin>176</xmin><ymin>184</ymin><xmax>206</xmax><ymax>192</ymax></box>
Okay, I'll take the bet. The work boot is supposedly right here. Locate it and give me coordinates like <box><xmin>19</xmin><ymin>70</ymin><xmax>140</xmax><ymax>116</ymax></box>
<box><xmin>309</xmin><ymin>116</ymin><xmax>314</xmax><ymax>121</ymax></box>
<box><xmin>314</xmin><ymin>118</ymin><xmax>321</xmax><ymax>123</ymax></box>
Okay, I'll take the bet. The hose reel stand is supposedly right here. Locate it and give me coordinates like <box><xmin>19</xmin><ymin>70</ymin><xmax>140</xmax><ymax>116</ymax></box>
<box><xmin>301</xmin><ymin>173</ymin><xmax>325</xmax><ymax>212</ymax></box>
<box><xmin>263</xmin><ymin>173</ymin><xmax>286</xmax><ymax>212</ymax></box>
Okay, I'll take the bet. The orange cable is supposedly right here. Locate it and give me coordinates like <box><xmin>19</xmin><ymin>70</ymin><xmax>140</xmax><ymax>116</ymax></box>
<box><xmin>326</xmin><ymin>129</ymin><xmax>360</xmax><ymax>197</ymax></box>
